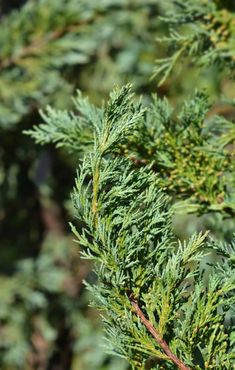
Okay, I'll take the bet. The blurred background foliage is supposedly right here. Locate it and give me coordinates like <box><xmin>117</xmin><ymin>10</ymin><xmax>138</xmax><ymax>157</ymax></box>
<box><xmin>0</xmin><ymin>0</ymin><xmax>234</xmax><ymax>369</ymax></box>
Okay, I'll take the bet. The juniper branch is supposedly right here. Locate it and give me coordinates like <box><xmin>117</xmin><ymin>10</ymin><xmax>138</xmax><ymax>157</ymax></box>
<box><xmin>66</xmin><ymin>86</ymin><xmax>235</xmax><ymax>369</ymax></box>
<box><xmin>154</xmin><ymin>0</ymin><xmax>235</xmax><ymax>84</ymax></box>
<box><xmin>27</xmin><ymin>87</ymin><xmax>235</xmax><ymax>216</ymax></box>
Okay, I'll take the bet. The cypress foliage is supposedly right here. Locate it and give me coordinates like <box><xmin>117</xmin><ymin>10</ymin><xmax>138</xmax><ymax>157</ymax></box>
<box><xmin>27</xmin><ymin>89</ymin><xmax>235</xmax><ymax>215</ymax></box>
<box><xmin>0</xmin><ymin>0</ymin><xmax>160</xmax><ymax>127</ymax></box>
<box><xmin>0</xmin><ymin>1</ymin><xmax>161</xmax><ymax>369</ymax></box>
<box><xmin>154</xmin><ymin>0</ymin><xmax>235</xmax><ymax>85</ymax></box>
<box><xmin>0</xmin><ymin>0</ymin><xmax>161</xmax><ymax>266</ymax></box>
<box><xmin>2</xmin><ymin>0</ymin><xmax>235</xmax><ymax>369</ymax></box>
<box><xmin>26</xmin><ymin>2</ymin><xmax>235</xmax><ymax>368</ymax></box>
<box><xmin>29</xmin><ymin>85</ymin><xmax>235</xmax><ymax>369</ymax></box>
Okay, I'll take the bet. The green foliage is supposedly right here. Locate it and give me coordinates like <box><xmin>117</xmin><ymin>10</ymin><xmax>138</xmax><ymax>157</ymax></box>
<box><xmin>0</xmin><ymin>0</ymin><xmax>160</xmax><ymax>127</ymax></box>
<box><xmin>2</xmin><ymin>0</ymin><xmax>235</xmax><ymax>369</ymax></box>
<box><xmin>0</xmin><ymin>232</ymin><xmax>128</xmax><ymax>370</ymax></box>
<box><xmin>129</xmin><ymin>92</ymin><xmax>235</xmax><ymax>215</ymax></box>
<box><xmin>0</xmin><ymin>0</ymin><xmax>161</xmax><ymax>268</ymax></box>
<box><xmin>0</xmin><ymin>2</ymin><xmax>164</xmax><ymax>368</ymax></box>
<box><xmin>154</xmin><ymin>0</ymin><xmax>235</xmax><ymax>84</ymax></box>
<box><xmin>27</xmin><ymin>87</ymin><xmax>235</xmax><ymax>216</ymax></box>
<box><xmin>0</xmin><ymin>0</ymin><xmax>165</xmax><ymax>277</ymax></box>
<box><xmin>68</xmin><ymin>86</ymin><xmax>235</xmax><ymax>369</ymax></box>
<box><xmin>0</xmin><ymin>233</ymin><xmax>75</xmax><ymax>368</ymax></box>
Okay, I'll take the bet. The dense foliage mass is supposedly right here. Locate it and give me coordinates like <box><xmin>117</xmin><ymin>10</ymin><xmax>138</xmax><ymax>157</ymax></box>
<box><xmin>0</xmin><ymin>0</ymin><xmax>161</xmax><ymax>368</ymax></box>
<box><xmin>0</xmin><ymin>0</ymin><xmax>235</xmax><ymax>369</ymax></box>
<box><xmin>31</xmin><ymin>84</ymin><xmax>235</xmax><ymax>369</ymax></box>
<box><xmin>154</xmin><ymin>0</ymin><xmax>235</xmax><ymax>84</ymax></box>
<box><xmin>28</xmin><ymin>89</ymin><xmax>235</xmax><ymax>215</ymax></box>
<box><xmin>1</xmin><ymin>0</ymin><xmax>160</xmax><ymax>263</ymax></box>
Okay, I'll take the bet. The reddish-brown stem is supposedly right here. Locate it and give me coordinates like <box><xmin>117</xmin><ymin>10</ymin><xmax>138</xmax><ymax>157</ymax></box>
<box><xmin>129</xmin><ymin>297</ymin><xmax>191</xmax><ymax>370</ymax></box>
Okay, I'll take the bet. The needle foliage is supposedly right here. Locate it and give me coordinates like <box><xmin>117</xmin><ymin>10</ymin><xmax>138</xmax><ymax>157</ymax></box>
<box><xmin>70</xmin><ymin>86</ymin><xmax>235</xmax><ymax>369</ymax></box>
<box><xmin>29</xmin><ymin>85</ymin><xmax>235</xmax><ymax>369</ymax></box>
<box><xmin>154</xmin><ymin>0</ymin><xmax>235</xmax><ymax>85</ymax></box>
<box><xmin>5</xmin><ymin>0</ymin><xmax>235</xmax><ymax>369</ymax></box>
<box><xmin>27</xmin><ymin>88</ymin><xmax>235</xmax><ymax>216</ymax></box>
<box><xmin>0</xmin><ymin>0</ymin><xmax>160</xmax><ymax>127</ymax></box>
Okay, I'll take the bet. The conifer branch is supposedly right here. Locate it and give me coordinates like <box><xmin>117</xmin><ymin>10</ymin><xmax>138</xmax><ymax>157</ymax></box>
<box><xmin>64</xmin><ymin>87</ymin><xmax>235</xmax><ymax>368</ymax></box>
<box><xmin>3</xmin><ymin>1</ymin><xmax>235</xmax><ymax>368</ymax></box>
<box><xmin>154</xmin><ymin>0</ymin><xmax>235</xmax><ymax>83</ymax></box>
<box><xmin>27</xmin><ymin>88</ymin><xmax>235</xmax><ymax>216</ymax></box>
<box><xmin>129</xmin><ymin>296</ymin><xmax>191</xmax><ymax>370</ymax></box>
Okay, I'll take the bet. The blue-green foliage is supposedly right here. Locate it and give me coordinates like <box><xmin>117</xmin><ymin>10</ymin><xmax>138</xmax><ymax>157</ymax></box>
<box><xmin>0</xmin><ymin>233</ymin><xmax>128</xmax><ymax>370</ymax></box>
<box><xmin>0</xmin><ymin>0</ymin><xmax>160</xmax><ymax>127</ymax></box>
<box><xmin>154</xmin><ymin>0</ymin><xmax>235</xmax><ymax>85</ymax></box>
<box><xmin>68</xmin><ymin>86</ymin><xmax>235</xmax><ymax>369</ymax></box>
<box><xmin>2</xmin><ymin>1</ymin><xmax>235</xmax><ymax>369</ymax></box>
<box><xmin>27</xmin><ymin>87</ymin><xmax>235</xmax><ymax>216</ymax></box>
